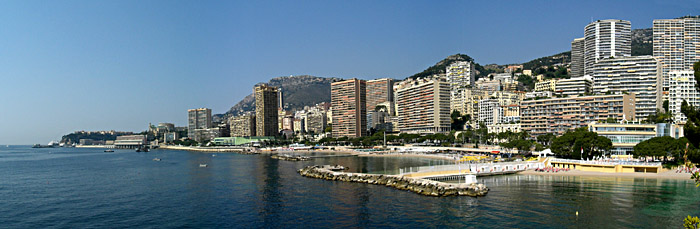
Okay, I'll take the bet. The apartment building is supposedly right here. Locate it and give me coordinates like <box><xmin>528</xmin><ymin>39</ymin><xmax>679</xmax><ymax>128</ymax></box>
<box><xmin>591</xmin><ymin>56</ymin><xmax>662</xmax><ymax>120</ymax></box>
<box><xmin>520</xmin><ymin>94</ymin><xmax>636</xmax><ymax>136</ymax></box>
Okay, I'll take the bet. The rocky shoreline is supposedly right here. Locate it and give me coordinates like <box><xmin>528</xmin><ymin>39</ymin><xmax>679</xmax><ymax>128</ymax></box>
<box><xmin>298</xmin><ymin>165</ymin><xmax>488</xmax><ymax>197</ymax></box>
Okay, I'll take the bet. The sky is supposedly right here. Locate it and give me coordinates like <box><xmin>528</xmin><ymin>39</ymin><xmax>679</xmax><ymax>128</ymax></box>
<box><xmin>0</xmin><ymin>0</ymin><xmax>698</xmax><ymax>144</ymax></box>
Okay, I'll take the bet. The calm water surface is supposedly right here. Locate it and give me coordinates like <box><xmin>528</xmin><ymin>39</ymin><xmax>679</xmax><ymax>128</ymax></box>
<box><xmin>0</xmin><ymin>146</ymin><xmax>698</xmax><ymax>228</ymax></box>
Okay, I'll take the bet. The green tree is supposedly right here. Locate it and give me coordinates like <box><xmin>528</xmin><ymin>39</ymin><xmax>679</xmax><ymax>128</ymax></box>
<box><xmin>537</xmin><ymin>133</ymin><xmax>555</xmax><ymax>146</ymax></box>
<box><xmin>633</xmin><ymin>136</ymin><xmax>676</xmax><ymax>160</ymax></box>
<box><xmin>550</xmin><ymin>128</ymin><xmax>612</xmax><ymax>159</ymax></box>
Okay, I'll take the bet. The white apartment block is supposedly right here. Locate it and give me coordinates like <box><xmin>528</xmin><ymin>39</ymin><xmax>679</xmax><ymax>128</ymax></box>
<box><xmin>571</xmin><ymin>37</ymin><xmax>585</xmax><ymax>78</ymax></box>
<box><xmin>487</xmin><ymin>123</ymin><xmax>521</xmax><ymax>135</ymax></box>
<box><xmin>555</xmin><ymin>76</ymin><xmax>593</xmax><ymax>97</ymax></box>
<box><xmin>446</xmin><ymin>61</ymin><xmax>476</xmax><ymax>90</ymax></box>
<box><xmin>525</xmin><ymin>91</ymin><xmax>552</xmax><ymax>99</ymax></box>
<box><xmin>669</xmin><ymin>71</ymin><xmax>700</xmax><ymax>123</ymax></box>
<box><xmin>653</xmin><ymin>17</ymin><xmax>700</xmax><ymax>96</ymax></box>
<box><xmin>592</xmin><ymin>56</ymin><xmax>662</xmax><ymax>120</ymax></box>
<box><xmin>396</xmin><ymin>76</ymin><xmax>451</xmax><ymax>134</ymax></box>
<box><xmin>583</xmin><ymin>19</ymin><xmax>632</xmax><ymax>76</ymax></box>
<box><xmin>477</xmin><ymin>99</ymin><xmax>502</xmax><ymax>126</ymax></box>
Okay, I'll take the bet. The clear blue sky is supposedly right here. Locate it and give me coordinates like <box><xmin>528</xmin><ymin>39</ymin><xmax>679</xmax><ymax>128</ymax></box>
<box><xmin>0</xmin><ymin>0</ymin><xmax>697</xmax><ymax>144</ymax></box>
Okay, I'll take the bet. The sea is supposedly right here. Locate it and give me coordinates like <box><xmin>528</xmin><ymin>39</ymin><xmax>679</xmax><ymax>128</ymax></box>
<box><xmin>0</xmin><ymin>146</ymin><xmax>698</xmax><ymax>228</ymax></box>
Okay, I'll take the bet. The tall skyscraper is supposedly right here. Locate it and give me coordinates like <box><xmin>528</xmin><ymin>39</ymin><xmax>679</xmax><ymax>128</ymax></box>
<box><xmin>331</xmin><ymin>79</ymin><xmax>367</xmax><ymax>138</ymax></box>
<box><xmin>254</xmin><ymin>84</ymin><xmax>279</xmax><ymax>136</ymax></box>
<box><xmin>583</xmin><ymin>19</ymin><xmax>631</xmax><ymax>76</ymax></box>
<box><xmin>366</xmin><ymin>78</ymin><xmax>394</xmax><ymax>113</ymax></box>
<box><xmin>187</xmin><ymin>108</ymin><xmax>212</xmax><ymax>139</ymax></box>
<box><xmin>653</xmin><ymin>17</ymin><xmax>700</xmax><ymax>96</ymax></box>
<box><xmin>395</xmin><ymin>77</ymin><xmax>451</xmax><ymax>134</ymax></box>
<box><xmin>571</xmin><ymin>37</ymin><xmax>585</xmax><ymax>78</ymax></box>
<box><xmin>591</xmin><ymin>56</ymin><xmax>662</xmax><ymax>120</ymax></box>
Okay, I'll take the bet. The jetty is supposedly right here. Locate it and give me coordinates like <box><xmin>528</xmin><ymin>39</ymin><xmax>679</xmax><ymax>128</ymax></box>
<box><xmin>399</xmin><ymin>161</ymin><xmax>544</xmax><ymax>182</ymax></box>
<box><xmin>271</xmin><ymin>154</ymin><xmax>311</xmax><ymax>161</ymax></box>
<box><xmin>298</xmin><ymin>165</ymin><xmax>488</xmax><ymax>197</ymax></box>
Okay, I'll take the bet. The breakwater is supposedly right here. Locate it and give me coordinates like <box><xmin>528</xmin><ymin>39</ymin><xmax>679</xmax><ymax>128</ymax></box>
<box><xmin>271</xmin><ymin>154</ymin><xmax>310</xmax><ymax>161</ymax></box>
<box><xmin>298</xmin><ymin>165</ymin><xmax>488</xmax><ymax>197</ymax></box>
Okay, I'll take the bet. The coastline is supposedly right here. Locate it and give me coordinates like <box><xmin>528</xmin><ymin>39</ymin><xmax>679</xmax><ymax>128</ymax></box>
<box><xmin>357</xmin><ymin>152</ymin><xmax>458</xmax><ymax>161</ymax></box>
<box><xmin>518</xmin><ymin>169</ymin><xmax>693</xmax><ymax>181</ymax></box>
<box><xmin>158</xmin><ymin>145</ymin><xmax>248</xmax><ymax>153</ymax></box>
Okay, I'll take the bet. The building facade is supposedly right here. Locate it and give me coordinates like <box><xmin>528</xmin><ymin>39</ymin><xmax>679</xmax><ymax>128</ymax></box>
<box><xmin>589</xmin><ymin>122</ymin><xmax>684</xmax><ymax>156</ymax></box>
<box><xmin>583</xmin><ymin>19</ymin><xmax>632</xmax><ymax>76</ymax></box>
<box><xmin>669</xmin><ymin>71</ymin><xmax>700</xmax><ymax>123</ymax></box>
<box><xmin>304</xmin><ymin>110</ymin><xmax>327</xmax><ymax>134</ymax></box>
<box><xmin>331</xmin><ymin>79</ymin><xmax>367</xmax><ymax>138</ymax></box>
<box><xmin>229</xmin><ymin>113</ymin><xmax>256</xmax><ymax>137</ymax></box>
<box><xmin>534</xmin><ymin>79</ymin><xmax>557</xmax><ymax>92</ymax></box>
<box><xmin>555</xmin><ymin>76</ymin><xmax>593</xmax><ymax>97</ymax></box>
<box><xmin>366</xmin><ymin>78</ymin><xmax>394</xmax><ymax>113</ymax></box>
<box><xmin>396</xmin><ymin>77</ymin><xmax>451</xmax><ymax>134</ymax></box>
<box><xmin>446</xmin><ymin>61</ymin><xmax>476</xmax><ymax>90</ymax></box>
<box><xmin>520</xmin><ymin>94</ymin><xmax>636</xmax><ymax>136</ymax></box>
<box><xmin>477</xmin><ymin>99</ymin><xmax>502</xmax><ymax>126</ymax></box>
<box><xmin>255</xmin><ymin>84</ymin><xmax>279</xmax><ymax>137</ymax></box>
<box><xmin>653</xmin><ymin>17</ymin><xmax>700</xmax><ymax>96</ymax></box>
<box><xmin>591</xmin><ymin>56</ymin><xmax>662</xmax><ymax>120</ymax></box>
<box><xmin>187</xmin><ymin>108</ymin><xmax>212</xmax><ymax>140</ymax></box>
<box><xmin>571</xmin><ymin>37</ymin><xmax>585</xmax><ymax>78</ymax></box>
<box><xmin>487</xmin><ymin>123</ymin><xmax>521</xmax><ymax>135</ymax></box>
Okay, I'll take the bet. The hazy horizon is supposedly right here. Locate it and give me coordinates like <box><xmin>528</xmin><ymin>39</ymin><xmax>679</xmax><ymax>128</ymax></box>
<box><xmin>1</xmin><ymin>0</ymin><xmax>698</xmax><ymax>144</ymax></box>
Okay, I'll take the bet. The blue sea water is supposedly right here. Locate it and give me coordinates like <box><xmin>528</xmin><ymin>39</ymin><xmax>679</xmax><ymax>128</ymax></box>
<box><xmin>0</xmin><ymin>146</ymin><xmax>698</xmax><ymax>228</ymax></box>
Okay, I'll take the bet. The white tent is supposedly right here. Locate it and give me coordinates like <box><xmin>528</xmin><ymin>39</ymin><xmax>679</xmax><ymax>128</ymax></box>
<box><xmin>533</xmin><ymin>149</ymin><xmax>553</xmax><ymax>157</ymax></box>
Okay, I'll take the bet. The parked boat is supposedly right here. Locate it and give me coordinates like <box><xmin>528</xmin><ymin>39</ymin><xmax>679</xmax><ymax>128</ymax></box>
<box><xmin>104</xmin><ymin>149</ymin><xmax>114</xmax><ymax>152</ymax></box>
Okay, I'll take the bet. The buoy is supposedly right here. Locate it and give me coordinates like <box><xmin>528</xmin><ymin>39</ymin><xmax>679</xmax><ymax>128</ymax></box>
<box><xmin>576</xmin><ymin>211</ymin><xmax>579</xmax><ymax>216</ymax></box>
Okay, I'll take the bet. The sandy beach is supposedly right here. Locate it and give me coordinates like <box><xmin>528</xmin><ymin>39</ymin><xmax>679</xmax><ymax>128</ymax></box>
<box><xmin>519</xmin><ymin>169</ymin><xmax>694</xmax><ymax>180</ymax></box>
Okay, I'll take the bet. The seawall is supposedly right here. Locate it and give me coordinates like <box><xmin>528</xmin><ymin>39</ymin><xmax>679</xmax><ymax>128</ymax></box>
<box><xmin>298</xmin><ymin>165</ymin><xmax>488</xmax><ymax>197</ymax></box>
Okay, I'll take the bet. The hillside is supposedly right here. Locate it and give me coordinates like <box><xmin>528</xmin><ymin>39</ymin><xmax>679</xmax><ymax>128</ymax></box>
<box><xmin>218</xmin><ymin>75</ymin><xmax>341</xmax><ymax>119</ymax></box>
<box><xmin>407</xmin><ymin>54</ymin><xmax>501</xmax><ymax>80</ymax></box>
<box><xmin>632</xmin><ymin>28</ymin><xmax>652</xmax><ymax>56</ymax></box>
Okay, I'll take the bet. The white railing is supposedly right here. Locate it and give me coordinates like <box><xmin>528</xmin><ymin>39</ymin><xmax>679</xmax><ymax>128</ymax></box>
<box><xmin>549</xmin><ymin>158</ymin><xmax>662</xmax><ymax>166</ymax></box>
<box><xmin>399</xmin><ymin>161</ymin><xmax>544</xmax><ymax>176</ymax></box>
